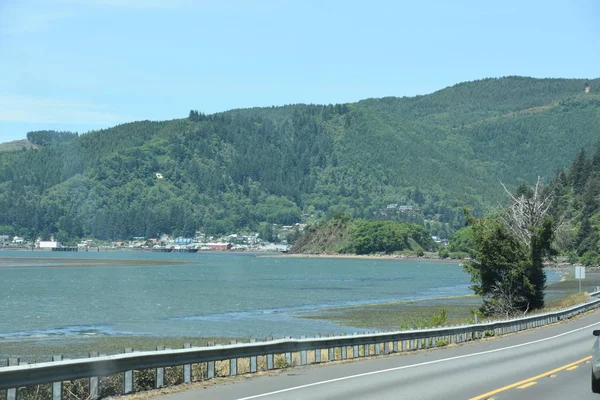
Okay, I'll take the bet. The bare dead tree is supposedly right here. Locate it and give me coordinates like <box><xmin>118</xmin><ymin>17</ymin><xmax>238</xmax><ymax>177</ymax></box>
<box><xmin>484</xmin><ymin>278</ymin><xmax>530</xmax><ymax>318</ymax></box>
<box><xmin>499</xmin><ymin>176</ymin><xmax>556</xmax><ymax>248</ymax></box>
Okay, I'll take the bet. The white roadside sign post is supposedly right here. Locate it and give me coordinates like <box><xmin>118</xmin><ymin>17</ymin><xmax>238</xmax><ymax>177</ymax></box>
<box><xmin>575</xmin><ymin>266</ymin><xmax>586</xmax><ymax>292</ymax></box>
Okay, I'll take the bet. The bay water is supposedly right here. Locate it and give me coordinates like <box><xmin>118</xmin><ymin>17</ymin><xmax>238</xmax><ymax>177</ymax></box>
<box><xmin>0</xmin><ymin>251</ymin><xmax>562</xmax><ymax>341</ymax></box>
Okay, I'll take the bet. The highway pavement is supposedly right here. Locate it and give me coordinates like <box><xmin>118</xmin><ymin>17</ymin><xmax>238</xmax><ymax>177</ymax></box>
<box><xmin>160</xmin><ymin>309</ymin><xmax>600</xmax><ymax>399</ymax></box>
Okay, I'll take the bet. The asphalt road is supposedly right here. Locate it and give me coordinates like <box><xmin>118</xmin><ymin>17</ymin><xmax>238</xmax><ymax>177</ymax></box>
<box><xmin>161</xmin><ymin>309</ymin><xmax>600</xmax><ymax>400</ymax></box>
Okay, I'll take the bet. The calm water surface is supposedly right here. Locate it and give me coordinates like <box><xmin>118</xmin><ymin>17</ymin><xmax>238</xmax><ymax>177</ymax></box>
<box><xmin>0</xmin><ymin>251</ymin><xmax>561</xmax><ymax>340</ymax></box>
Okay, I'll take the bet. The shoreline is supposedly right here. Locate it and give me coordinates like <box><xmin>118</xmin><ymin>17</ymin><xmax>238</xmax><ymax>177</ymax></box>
<box><xmin>0</xmin><ymin>254</ymin><xmax>587</xmax><ymax>362</ymax></box>
<box><xmin>279</xmin><ymin>252</ymin><xmax>464</xmax><ymax>263</ymax></box>
<box><xmin>2</xmin><ymin>277</ymin><xmax>592</xmax><ymax>362</ymax></box>
<box><xmin>282</xmin><ymin>253</ymin><xmax>586</xmax><ymax>270</ymax></box>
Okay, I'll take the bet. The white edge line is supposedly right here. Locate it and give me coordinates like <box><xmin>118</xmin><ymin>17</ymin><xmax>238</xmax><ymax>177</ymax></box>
<box><xmin>234</xmin><ymin>320</ymin><xmax>600</xmax><ymax>400</ymax></box>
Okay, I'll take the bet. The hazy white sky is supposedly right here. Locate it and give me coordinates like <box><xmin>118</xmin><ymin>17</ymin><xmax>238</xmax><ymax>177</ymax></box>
<box><xmin>0</xmin><ymin>0</ymin><xmax>598</xmax><ymax>141</ymax></box>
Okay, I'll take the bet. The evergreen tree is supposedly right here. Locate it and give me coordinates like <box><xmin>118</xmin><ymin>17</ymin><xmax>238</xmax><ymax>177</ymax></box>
<box><xmin>569</xmin><ymin>149</ymin><xmax>590</xmax><ymax>195</ymax></box>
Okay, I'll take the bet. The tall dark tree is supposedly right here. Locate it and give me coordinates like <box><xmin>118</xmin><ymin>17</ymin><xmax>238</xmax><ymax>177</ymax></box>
<box><xmin>569</xmin><ymin>149</ymin><xmax>590</xmax><ymax>195</ymax></box>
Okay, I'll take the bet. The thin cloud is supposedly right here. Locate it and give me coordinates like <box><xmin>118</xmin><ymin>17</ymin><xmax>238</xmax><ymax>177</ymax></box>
<box><xmin>0</xmin><ymin>94</ymin><xmax>138</xmax><ymax>125</ymax></box>
<box><xmin>0</xmin><ymin>5</ymin><xmax>73</xmax><ymax>36</ymax></box>
<box><xmin>56</xmin><ymin>0</ymin><xmax>197</xmax><ymax>10</ymax></box>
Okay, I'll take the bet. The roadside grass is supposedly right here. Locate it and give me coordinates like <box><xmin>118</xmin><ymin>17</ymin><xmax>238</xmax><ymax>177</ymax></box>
<box><xmin>544</xmin><ymin>292</ymin><xmax>590</xmax><ymax>311</ymax></box>
<box><xmin>298</xmin><ymin>296</ymin><xmax>480</xmax><ymax>331</ymax></box>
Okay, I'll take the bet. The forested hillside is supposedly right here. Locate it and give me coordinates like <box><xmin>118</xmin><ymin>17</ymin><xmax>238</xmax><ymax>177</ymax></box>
<box><xmin>1</xmin><ymin>76</ymin><xmax>599</xmax><ymax>242</ymax></box>
<box><xmin>547</xmin><ymin>143</ymin><xmax>600</xmax><ymax>265</ymax></box>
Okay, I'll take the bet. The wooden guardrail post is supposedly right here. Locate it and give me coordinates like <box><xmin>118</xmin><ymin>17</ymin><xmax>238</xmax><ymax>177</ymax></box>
<box><xmin>7</xmin><ymin>357</ymin><xmax>19</xmax><ymax>400</ymax></box>
<box><xmin>52</xmin><ymin>355</ymin><xmax>63</xmax><ymax>400</ymax></box>
<box><xmin>89</xmin><ymin>351</ymin><xmax>99</xmax><ymax>399</ymax></box>
<box><xmin>124</xmin><ymin>348</ymin><xmax>134</xmax><ymax>394</ymax></box>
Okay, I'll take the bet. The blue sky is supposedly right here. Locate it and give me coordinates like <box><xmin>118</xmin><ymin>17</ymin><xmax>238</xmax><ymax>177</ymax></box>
<box><xmin>0</xmin><ymin>0</ymin><xmax>598</xmax><ymax>142</ymax></box>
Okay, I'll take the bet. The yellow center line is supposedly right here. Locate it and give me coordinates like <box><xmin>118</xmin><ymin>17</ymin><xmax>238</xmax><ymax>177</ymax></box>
<box><xmin>567</xmin><ymin>365</ymin><xmax>579</xmax><ymax>371</ymax></box>
<box><xmin>517</xmin><ymin>381</ymin><xmax>537</xmax><ymax>389</ymax></box>
<box><xmin>469</xmin><ymin>355</ymin><xmax>591</xmax><ymax>400</ymax></box>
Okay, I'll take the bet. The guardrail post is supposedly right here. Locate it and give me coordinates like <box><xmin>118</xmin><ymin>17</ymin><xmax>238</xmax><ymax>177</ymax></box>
<box><xmin>375</xmin><ymin>342</ymin><xmax>380</xmax><ymax>355</ymax></box>
<box><xmin>156</xmin><ymin>346</ymin><xmax>165</xmax><ymax>388</ymax></box>
<box><xmin>328</xmin><ymin>334</ymin><xmax>335</xmax><ymax>361</ymax></box>
<box><xmin>353</xmin><ymin>333</ymin><xmax>359</xmax><ymax>357</ymax></box>
<box><xmin>341</xmin><ymin>344</ymin><xmax>347</xmax><ymax>359</ymax></box>
<box><xmin>52</xmin><ymin>355</ymin><xmax>63</xmax><ymax>400</ymax></box>
<box><xmin>266</xmin><ymin>337</ymin><xmax>274</xmax><ymax>370</ymax></box>
<box><xmin>124</xmin><ymin>348</ymin><xmax>134</xmax><ymax>394</ymax></box>
<box><xmin>7</xmin><ymin>357</ymin><xmax>19</xmax><ymax>400</ymax></box>
<box><xmin>300</xmin><ymin>336</ymin><xmax>307</xmax><ymax>365</ymax></box>
<box><xmin>89</xmin><ymin>351</ymin><xmax>99</xmax><ymax>399</ymax></box>
<box><xmin>284</xmin><ymin>337</ymin><xmax>292</xmax><ymax>365</ymax></box>
<box><xmin>230</xmin><ymin>340</ymin><xmax>238</xmax><ymax>375</ymax></box>
<box><xmin>207</xmin><ymin>342</ymin><xmax>215</xmax><ymax>378</ymax></box>
<box><xmin>183</xmin><ymin>343</ymin><xmax>192</xmax><ymax>383</ymax></box>
<box><xmin>249</xmin><ymin>339</ymin><xmax>257</xmax><ymax>372</ymax></box>
<box><xmin>315</xmin><ymin>334</ymin><xmax>322</xmax><ymax>363</ymax></box>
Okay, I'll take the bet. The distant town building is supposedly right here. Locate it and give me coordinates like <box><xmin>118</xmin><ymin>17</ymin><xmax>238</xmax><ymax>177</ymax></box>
<box><xmin>206</xmin><ymin>243</ymin><xmax>232</xmax><ymax>250</ymax></box>
<box><xmin>585</xmin><ymin>83</ymin><xmax>591</xmax><ymax>93</ymax></box>
<box><xmin>12</xmin><ymin>236</ymin><xmax>24</xmax><ymax>244</ymax></box>
<box><xmin>0</xmin><ymin>235</ymin><xmax>9</xmax><ymax>241</ymax></box>
<box><xmin>38</xmin><ymin>241</ymin><xmax>60</xmax><ymax>249</ymax></box>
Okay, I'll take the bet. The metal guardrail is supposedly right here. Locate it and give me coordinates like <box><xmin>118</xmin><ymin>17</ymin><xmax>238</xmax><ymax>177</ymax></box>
<box><xmin>2</xmin><ymin>291</ymin><xmax>600</xmax><ymax>397</ymax></box>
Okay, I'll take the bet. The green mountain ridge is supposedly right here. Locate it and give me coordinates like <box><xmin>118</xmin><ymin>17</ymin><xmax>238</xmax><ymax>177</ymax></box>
<box><xmin>1</xmin><ymin>76</ymin><xmax>599</xmax><ymax>241</ymax></box>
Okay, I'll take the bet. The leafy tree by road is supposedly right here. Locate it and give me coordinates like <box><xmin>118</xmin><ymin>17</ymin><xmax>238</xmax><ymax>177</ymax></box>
<box><xmin>463</xmin><ymin>180</ymin><xmax>556</xmax><ymax>316</ymax></box>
